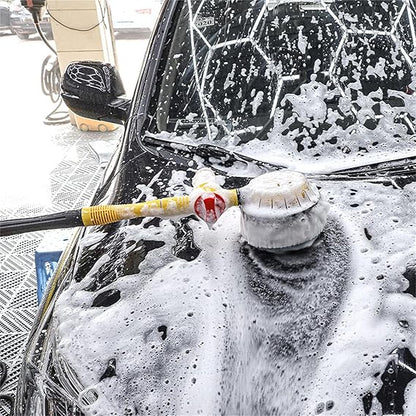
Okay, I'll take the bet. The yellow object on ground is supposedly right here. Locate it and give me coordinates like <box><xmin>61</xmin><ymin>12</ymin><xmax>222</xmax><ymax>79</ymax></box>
<box><xmin>48</xmin><ymin>0</ymin><xmax>118</xmax><ymax>133</ymax></box>
<box><xmin>73</xmin><ymin>113</ymin><xmax>119</xmax><ymax>132</ymax></box>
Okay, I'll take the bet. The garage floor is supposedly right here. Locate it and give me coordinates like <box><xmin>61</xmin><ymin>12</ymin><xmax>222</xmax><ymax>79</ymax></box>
<box><xmin>0</xmin><ymin>126</ymin><xmax>119</xmax><ymax>415</ymax></box>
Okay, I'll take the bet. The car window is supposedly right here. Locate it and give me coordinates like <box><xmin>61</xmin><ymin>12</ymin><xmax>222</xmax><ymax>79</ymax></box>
<box><xmin>147</xmin><ymin>0</ymin><xmax>416</xmax><ymax>166</ymax></box>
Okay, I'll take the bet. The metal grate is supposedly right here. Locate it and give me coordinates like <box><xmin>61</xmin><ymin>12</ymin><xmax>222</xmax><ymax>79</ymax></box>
<box><xmin>0</xmin><ymin>397</ymin><xmax>13</xmax><ymax>416</ymax></box>
<box><xmin>0</xmin><ymin>132</ymin><xmax>119</xmax><ymax>413</ymax></box>
<box><xmin>9</xmin><ymin>289</ymin><xmax>38</xmax><ymax>309</ymax></box>
<box><xmin>0</xmin><ymin>272</ymin><xmax>28</xmax><ymax>291</ymax></box>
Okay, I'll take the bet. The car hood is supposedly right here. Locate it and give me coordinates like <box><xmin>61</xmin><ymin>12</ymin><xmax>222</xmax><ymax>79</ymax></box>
<box><xmin>51</xmin><ymin>174</ymin><xmax>416</xmax><ymax>415</ymax></box>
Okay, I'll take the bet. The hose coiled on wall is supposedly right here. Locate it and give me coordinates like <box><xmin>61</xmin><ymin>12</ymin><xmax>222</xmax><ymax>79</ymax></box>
<box><xmin>40</xmin><ymin>55</ymin><xmax>70</xmax><ymax>125</ymax></box>
<box><xmin>30</xmin><ymin>9</ymin><xmax>69</xmax><ymax>126</ymax></box>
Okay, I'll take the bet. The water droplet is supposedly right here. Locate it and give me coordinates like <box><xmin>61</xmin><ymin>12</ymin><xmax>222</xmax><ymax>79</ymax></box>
<box><xmin>316</xmin><ymin>402</ymin><xmax>325</xmax><ymax>414</ymax></box>
<box><xmin>158</xmin><ymin>325</ymin><xmax>167</xmax><ymax>340</ymax></box>
<box><xmin>326</xmin><ymin>400</ymin><xmax>334</xmax><ymax>410</ymax></box>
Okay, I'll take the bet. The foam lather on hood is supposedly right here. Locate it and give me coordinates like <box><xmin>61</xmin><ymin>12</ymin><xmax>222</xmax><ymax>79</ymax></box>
<box><xmin>52</xmin><ymin>176</ymin><xmax>416</xmax><ymax>416</ymax></box>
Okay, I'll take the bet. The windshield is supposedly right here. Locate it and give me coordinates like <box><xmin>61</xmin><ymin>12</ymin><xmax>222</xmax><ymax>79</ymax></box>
<box><xmin>147</xmin><ymin>0</ymin><xmax>416</xmax><ymax>168</ymax></box>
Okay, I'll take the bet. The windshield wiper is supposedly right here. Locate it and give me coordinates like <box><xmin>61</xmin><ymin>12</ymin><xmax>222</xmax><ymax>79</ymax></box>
<box><xmin>142</xmin><ymin>135</ymin><xmax>287</xmax><ymax>172</ymax></box>
<box><xmin>315</xmin><ymin>155</ymin><xmax>416</xmax><ymax>182</ymax></box>
<box><xmin>142</xmin><ymin>135</ymin><xmax>416</xmax><ymax>185</ymax></box>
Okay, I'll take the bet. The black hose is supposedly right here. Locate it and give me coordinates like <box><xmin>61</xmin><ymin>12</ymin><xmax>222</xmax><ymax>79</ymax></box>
<box><xmin>42</xmin><ymin>99</ymin><xmax>70</xmax><ymax>125</ymax></box>
<box><xmin>31</xmin><ymin>10</ymin><xmax>70</xmax><ymax>125</ymax></box>
<box><xmin>31</xmin><ymin>10</ymin><xmax>56</xmax><ymax>55</ymax></box>
<box><xmin>41</xmin><ymin>55</ymin><xmax>60</xmax><ymax>103</ymax></box>
<box><xmin>41</xmin><ymin>55</ymin><xmax>70</xmax><ymax>125</ymax></box>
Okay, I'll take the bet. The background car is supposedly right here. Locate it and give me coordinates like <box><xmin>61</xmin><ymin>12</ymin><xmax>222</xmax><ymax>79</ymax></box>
<box><xmin>108</xmin><ymin>0</ymin><xmax>162</xmax><ymax>36</ymax></box>
<box><xmin>9</xmin><ymin>0</ymin><xmax>52</xmax><ymax>39</ymax></box>
<box><xmin>0</xmin><ymin>1</ymin><xmax>11</xmax><ymax>34</ymax></box>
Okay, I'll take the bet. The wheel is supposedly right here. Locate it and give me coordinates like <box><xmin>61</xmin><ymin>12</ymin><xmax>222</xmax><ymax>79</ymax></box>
<box><xmin>98</xmin><ymin>124</ymin><xmax>108</xmax><ymax>132</ymax></box>
<box><xmin>79</xmin><ymin>123</ymin><xmax>89</xmax><ymax>132</ymax></box>
<box><xmin>16</xmin><ymin>32</ymin><xmax>29</xmax><ymax>40</ymax></box>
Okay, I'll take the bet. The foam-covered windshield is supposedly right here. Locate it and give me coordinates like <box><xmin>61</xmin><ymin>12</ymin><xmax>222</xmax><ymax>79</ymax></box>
<box><xmin>152</xmin><ymin>0</ymin><xmax>416</xmax><ymax>167</ymax></box>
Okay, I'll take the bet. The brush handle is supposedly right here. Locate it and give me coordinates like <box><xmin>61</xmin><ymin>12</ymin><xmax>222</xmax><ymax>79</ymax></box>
<box><xmin>0</xmin><ymin>197</ymin><xmax>194</xmax><ymax>237</ymax></box>
<box><xmin>0</xmin><ymin>210</ymin><xmax>83</xmax><ymax>237</ymax></box>
<box><xmin>0</xmin><ymin>186</ymin><xmax>239</xmax><ymax>237</ymax></box>
<box><xmin>80</xmin><ymin>196</ymin><xmax>193</xmax><ymax>226</ymax></box>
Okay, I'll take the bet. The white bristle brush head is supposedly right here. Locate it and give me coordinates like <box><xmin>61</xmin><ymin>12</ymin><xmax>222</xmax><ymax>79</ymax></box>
<box><xmin>239</xmin><ymin>170</ymin><xmax>329</xmax><ymax>251</ymax></box>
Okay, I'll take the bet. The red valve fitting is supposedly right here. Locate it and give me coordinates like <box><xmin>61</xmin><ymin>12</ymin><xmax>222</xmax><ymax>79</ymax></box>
<box><xmin>194</xmin><ymin>192</ymin><xmax>226</xmax><ymax>226</ymax></box>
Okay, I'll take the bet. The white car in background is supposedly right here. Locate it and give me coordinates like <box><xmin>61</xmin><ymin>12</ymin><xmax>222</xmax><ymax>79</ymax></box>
<box><xmin>108</xmin><ymin>0</ymin><xmax>162</xmax><ymax>36</ymax></box>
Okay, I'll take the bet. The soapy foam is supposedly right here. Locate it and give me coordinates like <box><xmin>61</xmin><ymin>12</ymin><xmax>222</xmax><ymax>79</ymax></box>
<box><xmin>53</xmin><ymin>177</ymin><xmax>416</xmax><ymax>415</ymax></box>
<box><xmin>51</xmin><ymin>1</ymin><xmax>416</xmax><ymax>413</ymax></box>
<box><xmin>236</xmin><ymin>78</ymin><xmax>416</xmax><ymax>172</ymax></box>
<box><xmin>53</xmin><ymin>73</ymin><xmax>416</xmax><ymax>416</ymax></box>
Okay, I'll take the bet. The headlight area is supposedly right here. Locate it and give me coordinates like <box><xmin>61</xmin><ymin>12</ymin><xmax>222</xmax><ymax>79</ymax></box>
<box><xmin>15</xmin><ymin>230</ymin><xmax>89</xmax><ymax>416</ymax></box>
<box><xmin>17</xmin><ymin>339</ymin><xmax>89</xmax><ymax>415</ymax></box>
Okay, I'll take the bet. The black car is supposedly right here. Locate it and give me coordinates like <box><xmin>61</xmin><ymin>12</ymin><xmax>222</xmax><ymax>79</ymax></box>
<box><xmin>14</xmin><ymin>0</ymin><xmax>416</xmax><ymax>415</ymax></box>
<box><xmin>9</xmin><ymin>0</ymin><xmax>51</xmax><ymax>39</ymax></box>
<box><xmin>0</xmin><ymin>1</ymin><xmax>10</xmax><ymax>34</ymax></box>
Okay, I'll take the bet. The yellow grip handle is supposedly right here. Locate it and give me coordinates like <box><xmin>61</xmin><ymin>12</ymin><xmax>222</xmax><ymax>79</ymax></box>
<box><xmin>81</xmin><ymin>196</ymin><xmax>193</xmax><ymax>227</ymax></box>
